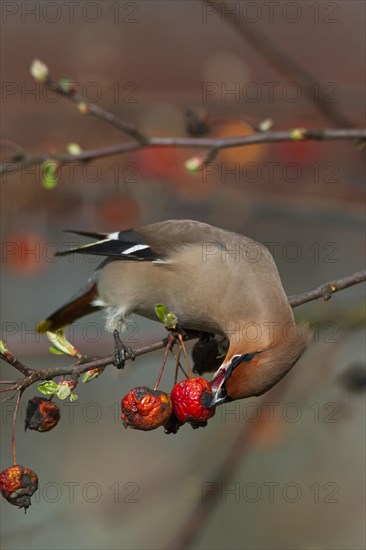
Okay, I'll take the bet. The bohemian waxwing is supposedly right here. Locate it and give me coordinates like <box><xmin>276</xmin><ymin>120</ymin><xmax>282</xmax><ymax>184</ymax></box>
<box><xmin>36</xmin><ymin>220</ymin><xmax>311</xmax><ymax>405</ymax></box>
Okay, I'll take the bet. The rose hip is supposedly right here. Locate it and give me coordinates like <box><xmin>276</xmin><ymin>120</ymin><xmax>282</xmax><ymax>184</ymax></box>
<box><xmin>121</xmin><ymin>386</ymin><xmax>172</xmax><ymax>431</ymax></box>
<box><xmin>171</xmin><ymin>377</ymin><xmax>215</xmax><ymax>424</ymax></box>
<box><xmin>25</xmin><ymin>396</ymin><xmax>60</xmax><ymax>432</ymax></box>
<box><xmin>0</xmin><ymin>465</ymin><xmax>38</xmax><ymax>510</ymax></box>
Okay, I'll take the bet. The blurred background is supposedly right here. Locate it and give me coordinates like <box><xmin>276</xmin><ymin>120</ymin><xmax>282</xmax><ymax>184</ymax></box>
<box><xmin>1</xmin><ymin>1</ymin><xmax>365</xmax><ymax>549</ymax></box>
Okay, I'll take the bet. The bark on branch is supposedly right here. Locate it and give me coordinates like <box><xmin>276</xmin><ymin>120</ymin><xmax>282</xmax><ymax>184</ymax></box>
<box><xmin>1</xmin><ymin>269</ymin><xmax>365</xmax><ymax>393</ymax></box>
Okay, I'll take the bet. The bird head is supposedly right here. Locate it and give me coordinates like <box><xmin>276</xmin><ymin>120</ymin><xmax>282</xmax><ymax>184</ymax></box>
<box><xmin>209</xmin><ymin>321</ymin><xmax>312</xmax><ymax>406</ymax></box>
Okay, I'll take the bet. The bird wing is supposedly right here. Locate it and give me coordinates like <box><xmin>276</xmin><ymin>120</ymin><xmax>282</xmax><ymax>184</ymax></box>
<box><xmin>59</xmin><ymin>221</ymin><xmax>244</xmax><ymax>260</ymax></box>
<box><xmin>56</xmin><ymin>230</ymin><xmax>159</xmax><ymax>260</ymax></box>
<box><xmin>39</xmin><ymin>228</ymin><xmax>165</xmax><ymax>332</ymax></box>
<box><xmin>63</xmin><ymin>229</ymin><xmax>109</xmax><ymax>239</ymax></box>
<box><xmin>137</xmin><ymin>219</ymin><xmax>234</xmax><ymax>255</ymax></box>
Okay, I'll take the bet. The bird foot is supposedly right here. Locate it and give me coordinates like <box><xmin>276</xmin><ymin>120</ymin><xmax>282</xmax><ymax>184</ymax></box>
<box><xmin>113</xmin><ymin>330</ymin><xmax>135</xmax><ymax>369</ymax></box>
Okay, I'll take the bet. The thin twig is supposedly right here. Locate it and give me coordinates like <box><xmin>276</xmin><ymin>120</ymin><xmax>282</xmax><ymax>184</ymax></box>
<box><xmin>204</xmin><ymin>0</ymin><xmax>353</xmax><ymax>128</ymax></box>
<box><xmin>43</xmin><ymin>77</ymin><xmax>148</xmax><ymax>145</ymax></box>
<box><xmin>165</xmin><ymin>270</ymin><xmax>366</xmax><ymax>548</ymax></box>
<box><xmin>288</xmin><ymin>270</ymin><xmax>366</xmax><ymax>307</ymax></box>
<box><xmin>0</xmin><ymin>385</ymin><xmax>18</xmax><ymax>393</ymax></box>
<box><xmin>1</xmin><ymin>128</ymin><xmax>364</xmax><ymax>176</ymax></box>
<box><xmin>0</xmin><ymin>352</ymin><xmax>33</xmax><ymax>376</ymax></box>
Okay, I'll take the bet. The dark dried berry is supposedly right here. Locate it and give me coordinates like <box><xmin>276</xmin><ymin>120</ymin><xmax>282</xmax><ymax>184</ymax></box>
<box><xmin>25</xmin><ymin>397</ymin><xmax>60</xmax><ymax>432</ymax></box>
<box><xmin>163</xmin><ymin>412</ymin><xmax>184</xmax><ymax>435</ymax></box>
<box><xmin>121</xmin><ymin>386</ymin><xmax>172</xmax><ymax>431</ymax></box>
<box><xmin>0</xmin><ymin>465</ymin><xmax>38</xmax><ymax>510</ymax></box>
<box><xmin>192</xmin><ymin>337</ymin><xmax>226</xmax><ymax>375</ymax></box>
<box><xmin>185</xmin><ymin>108</ymin><xmax>210</xmax><ymax>136</ymax></box>
<box><xmin>171</xmin><ymin>377</ymin><xmax>215</xmax><ymax>424</ymax></box>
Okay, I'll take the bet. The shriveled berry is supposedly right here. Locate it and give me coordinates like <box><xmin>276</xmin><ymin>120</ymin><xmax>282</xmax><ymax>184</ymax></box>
<box><xmin>121</xmin><ymin>386</ymin><xmax>172</xmax><ymax>431</ymax></box>
<box><xmin>185</xmin><ymin>107</ymin><xmax>210</xmax><ymax>136</ymax></box>
<box><xmin>0</xmin><ymin>465</ymin><xmax>38</xmax><ymax>510</ymax></box>
<box><xmin>192</xmin><ymin>337</ymin><xmax>224</xmax><ymax>375</ymax></box>
<box><xmin>171</xmin><ymin>377</ymin><xmax>215</xmax><ymax>424</ymax></box>
<box><xmin>163</xmin><ymin>412</ymin><xmax>184</xmax><ymax>435</ymax></box>
<box><xmin>25</xmin><ymin>397</ymin><xmax>60</xmax><ymax>432</ymax></box>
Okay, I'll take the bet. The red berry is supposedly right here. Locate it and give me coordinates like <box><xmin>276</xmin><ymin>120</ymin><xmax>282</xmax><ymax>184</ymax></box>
<box><xmin>171</xmin><ymin>377</ymin><xmax>215</xmax><ymax>424</ymax></box>
<box><xmin>25</xmin><ymin>397</ymin><xmax>60</xmax><ymax>432</ymax></box>
<box><xmin>0</xmin><ymin>465</ymin><xmax>38</xmax><ymax>510</ymax></box>
<box><xmin>121</xmin><ymin>387</ymin><xmax>172</xmax><ymax>431</ymax></box>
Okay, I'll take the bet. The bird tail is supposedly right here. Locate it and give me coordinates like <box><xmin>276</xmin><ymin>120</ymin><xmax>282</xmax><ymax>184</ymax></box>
<box><xmin>36</xmin><ymin>282</ymin><xmax>101</xmax><ymax>333</ymax></box>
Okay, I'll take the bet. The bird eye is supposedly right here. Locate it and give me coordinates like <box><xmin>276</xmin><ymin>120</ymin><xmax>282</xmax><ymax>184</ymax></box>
<box><xmin>228</xmin><ymin>352</ymin><xmax>259</xmax><ymax>376</ymax></box>
<box><xmin>242</xmin><ymin>353</ymin><xmax>256</xmax><ymax>362</ymax></box>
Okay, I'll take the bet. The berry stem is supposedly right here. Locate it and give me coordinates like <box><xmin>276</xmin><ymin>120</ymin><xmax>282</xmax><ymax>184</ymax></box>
<box><xmin>171</xmin><ymin>348</ymin><xmax>190</xmax><ymax>382</ymax></box>
<box><xmin>173</xmin><ymin>349</ymin><xmax>182</xmax><ymax>385</ymax></box>
<box><xmin>154</xmin><ymin>334</ymin><xmax>174</xmax><ymax>390</ymax></box>
<box><xmin>176</xmin><ymin>334</ymin><xmax>193</xmax><ymax>377</ymax></box>
<box><xmin>11</xmin><ymin>390</ymin><xmax>22</xmax><ymax>465</ymax></box>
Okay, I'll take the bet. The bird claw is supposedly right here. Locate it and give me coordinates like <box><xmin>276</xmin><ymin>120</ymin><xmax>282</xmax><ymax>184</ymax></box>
<box><xmin>113</xmin><ymin>330</ymin><xmax>135</xmax><ymax>369</ymax></box>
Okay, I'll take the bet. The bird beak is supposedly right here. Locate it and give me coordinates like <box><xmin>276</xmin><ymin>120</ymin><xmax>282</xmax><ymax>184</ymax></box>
<box><xmin>208</xmin><ymin>365</ymin><xmax>231</xmax><ymax>408</ymax></box>
<box><xmin>208</xmin><ymin>388</ymin><xmax>227</xmax><ymax>408</ymax></box>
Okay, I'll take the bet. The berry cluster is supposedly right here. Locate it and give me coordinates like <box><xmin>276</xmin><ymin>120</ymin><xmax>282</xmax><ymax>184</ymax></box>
<box><xmin>0</xmin><ymin>396</ymin><xmax>61</xmax><ymax>510</ymax></box>
<box><xmin>0</xmin><ymin>330</ymin><xmax>218</xmax><ymax>511</ymax></box>
<box><xmin>121</xmin><ymin>377</ymin><xmax>216</xmax><ymax>434</ymax></box>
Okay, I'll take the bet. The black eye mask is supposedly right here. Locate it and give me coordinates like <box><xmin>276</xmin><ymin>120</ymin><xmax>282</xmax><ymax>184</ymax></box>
<box><xmin>224</xmin><ymin>351</ymin><xmax>261</xmax><ymax>381</ymax></box>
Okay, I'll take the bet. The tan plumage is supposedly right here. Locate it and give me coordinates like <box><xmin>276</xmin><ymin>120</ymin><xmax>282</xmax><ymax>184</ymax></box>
<box><xmin>37</xmin><ymin>220</ymin><xmax>311</xmax><ymax>405</ymax></box>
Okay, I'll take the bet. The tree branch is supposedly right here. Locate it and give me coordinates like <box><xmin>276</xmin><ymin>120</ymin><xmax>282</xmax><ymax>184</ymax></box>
<box><xmin>0</xmin><ymin>351</ymin><xmax>33</xmax><ymax>377</ymax></box>
<box><xmin>0</xmin><ymin>270</ymin><xmax>365</xmax><ymax>394</ymax></box>
<box><xmin>164</xmin><ymin>273</ymin><xmax>366</xmax><ymax>550</ymax></box>
<box><xmin>203</xmin><ymin>0</ymin><xmax>353</xmax><ymax>128</ymax></box>
<box><xmin>1</xmin><ymin>128</ymin><xmax>364</xmax><ymax>176</ymax></box>
<box><xmin>1</xmin><ymin>62</ymin><xmax>364</xmax><ymax>177</ymax></box>
<box><xmin>288</xmin><ymin>270</ymin><xmax>366</xmax><ymax>307</ymax></box>
<box><xmin>41</xmin><ymin>74</ymin><xmax>148</xmax><ymax>144</ymax></box>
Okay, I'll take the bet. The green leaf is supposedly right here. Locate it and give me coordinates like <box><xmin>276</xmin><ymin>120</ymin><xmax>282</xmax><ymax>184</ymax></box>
<box><xmin>290</xmin><ymin>128</ymin><xmax>306</xmax><ymax>141</ymax></box>
<box><xmin>46</xmin><ymin>330</ymin><xmax>78</xmax><ymax>356</ymax></box>
<box><xmin>58</xmin><ymin>76</ymin><xmax>74</xmax><ymax>93</ymax></box>
<box><xmin>30</xmin><ymin>59</ymin><xmax>49</xmax><ymax>82</ymax></box>
<box><xmin>155</xmin><ymin>304</ymin><xmax>179</xmax><ymax>329</ymax></box>
<box><xmin>38</xmin><ymin>381</ymin><xmax>58</xmax><ymax>395</ymax></box>
<box><xmin>77</xmin><ymin>102</ymin><xmax>89</xmax><ymax>115</ymax></box>
<box><xmin>82</xmin><ymin>369</ymin><xmax>102</xmax><ymax>383</ymax></box>
<box><xmin>48</xmin><ymin>346</ymin><xmax>64</xmax><ymax>355</ymax></box>
<box><xmin>155</xmin><ymin>304</ymin><xmax>168</xmax><ymax>323</ymax></box>
<box><xmin>42</xmin><ymin>160</ymin><xmax>59</xmax><ymax>190</ymax></box>
<box><xmin>184</xmin><ymin>157</ymin><xmax>202</xmax><ymax>173</ymax></box>
<box><xmin>56</xmin><ymin>384</ymin><xmax>71</xmax><ymax>400</ymax></box>
<box><xmin>70</xmin><ymin>393</ymin><xmax>79</xmax><ymax>401</ymax></box>
<box><xmin>67</xmin><ymin>142</ymin><xmax>82</xmax><ymax>156</ymax></box>
<box><xmin>0</xmin><ymin>339</ymin><xmax>8</xmax><ymax>355</ymax></box>
<box><xmin>258</xmin><ymin>118</ymin><xmax>273</xmax><ymax>132</ymax></box>
<box><xmin>164</xmin><ymin>313</ymin><xmax>178</xmax><ymax>330</ymax></box>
